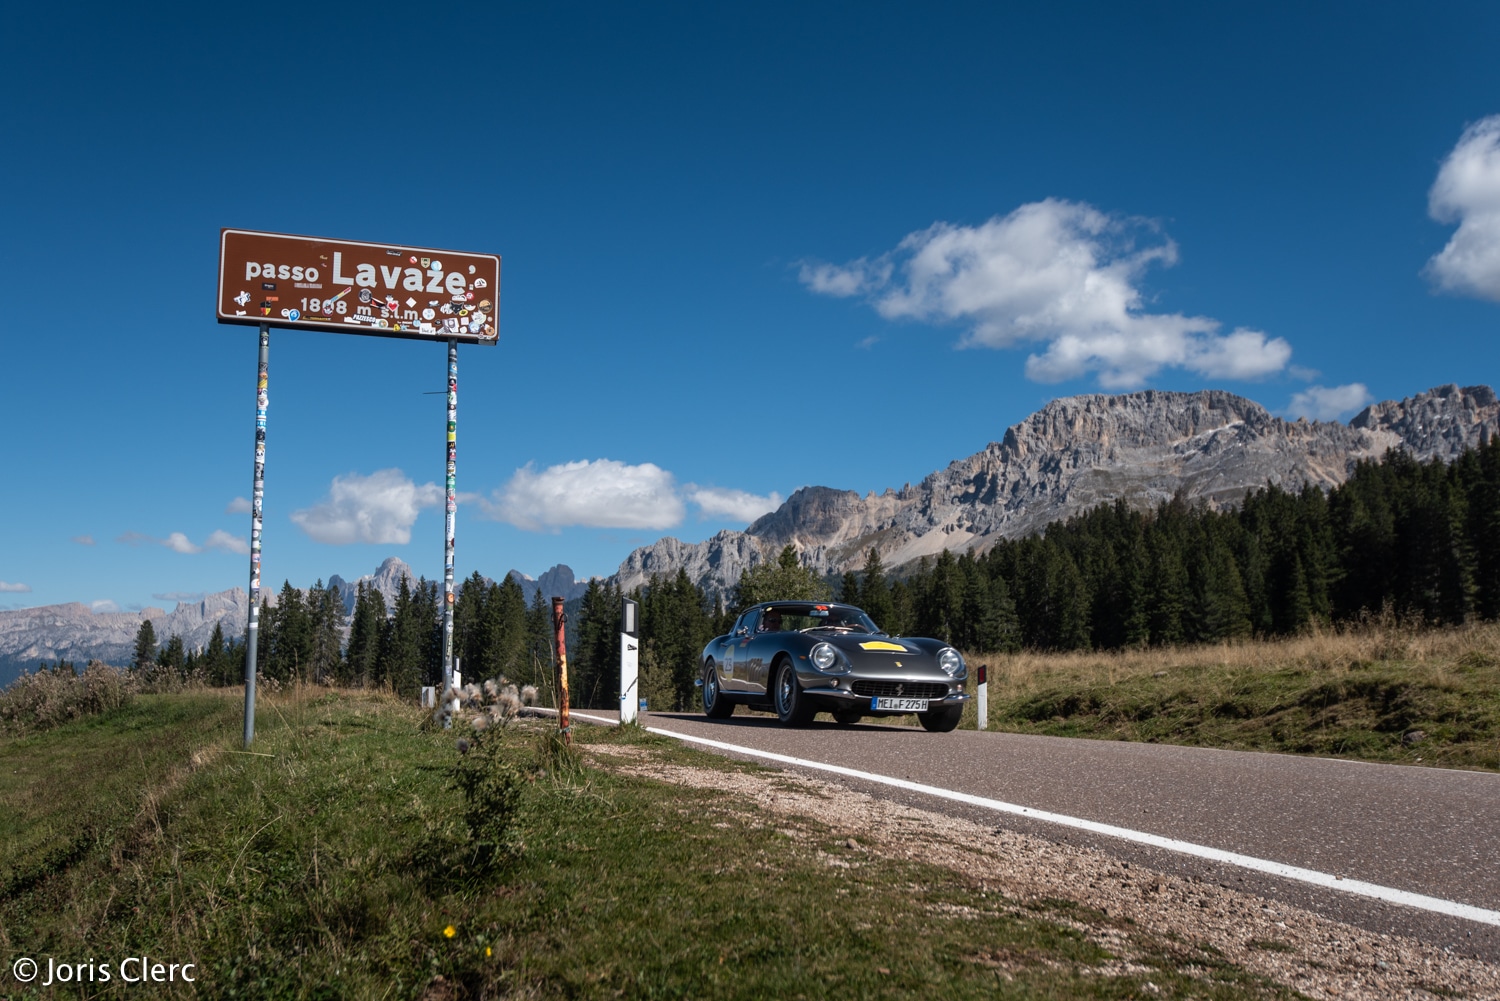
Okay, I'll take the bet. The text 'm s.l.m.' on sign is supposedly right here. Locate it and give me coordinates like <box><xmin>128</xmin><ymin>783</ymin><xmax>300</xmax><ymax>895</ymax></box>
<box><xmin>217</xmin><ymin>229</ymin><xmax>500</xmax><ymax>345</ymax></box>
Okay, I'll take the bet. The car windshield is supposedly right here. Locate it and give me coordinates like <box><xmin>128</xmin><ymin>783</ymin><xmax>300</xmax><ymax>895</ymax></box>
<box><xmin>757</xmin><ymin>604</ymin><xmax>882</xmax><ymax>634</ymax></box>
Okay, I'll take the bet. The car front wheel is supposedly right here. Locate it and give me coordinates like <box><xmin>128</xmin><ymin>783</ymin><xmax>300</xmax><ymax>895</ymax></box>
<box><xmin>703</xmin><ymin>660</ymin><xmax>733</xmax><ymax>719</ymax></box>
<box><xmin>773</xmin><ymin>658</ymin><xmax>816</xmax><ymax>727</ymax></box>
<box><xmin>919</xmin><ymin>704</ymin><xmax>962</xmax><ymax>732</ymax></box>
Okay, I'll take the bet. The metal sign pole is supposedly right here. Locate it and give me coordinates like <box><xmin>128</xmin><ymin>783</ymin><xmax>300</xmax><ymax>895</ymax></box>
<box><xmin>242</xmin><ymin>324</ymin><xmax>269</xmax><ymax>747</ymax></box>
<box><xmin>441</xmin><ymin>339</ymin><xmax>458</xmax><ymax>726</ymax></box>
<box><xmin>619</xmin><ymin>597</ymin><xmax>639</xmax><ymax>724</ymax></box>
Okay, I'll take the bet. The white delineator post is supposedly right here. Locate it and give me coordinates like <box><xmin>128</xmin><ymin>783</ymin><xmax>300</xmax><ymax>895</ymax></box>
<box><xmin>620</xmin><ymin>598</ymin><xmax>639</xmax><ymax>723</ymax></box>
<box><xmin>977</xmin><ymin>663</ymin><xmax>988</xmax><ymax>731</ymax></box>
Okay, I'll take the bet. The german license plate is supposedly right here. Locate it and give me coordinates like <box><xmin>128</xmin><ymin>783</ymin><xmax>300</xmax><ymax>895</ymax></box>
<box><xmin>872</xmin><ymin>696</ymin><xmax>929</xmax><ymax>712</ymax></box>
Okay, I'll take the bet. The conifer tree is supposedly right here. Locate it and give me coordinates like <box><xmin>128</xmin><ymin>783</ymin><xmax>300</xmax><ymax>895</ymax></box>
<box><xmin>347</xmin><ymin>583</ymin><xmax>385</xmax><ymax>688</ymax></box>
<box><xmin>916</xmin><ymin>550</ymin><xmax>963</xmax><ymax>643</ymax></box>
<box><xmin>307</xmin><ymin>579</ymin><xmax>344</xmax><ymax>684</ymax></box>
<box><xmin>887</xmin><ymin>578</ymin><xmax>914</xmax><ymax>637</ymax></box>
<box><xmin>268</xmin><ymin>581</ymin><xmax>310</xmax><ymax>682</ymax></box>
<box><xmin>1199</xmin><ymin>538</ymin><xmax>1252</xmax><ymax>641</ymax></box>
<box><xmin>204</xmin><ymin>620</ymin><xmax>228</xmax><ymax>686</ymax></box>
<box><xmin>479</xmin><ymin>575</ymin><xmax>529</xmax><ymax>683</ymax></box>
<box><xmin>454</xmin><ymin>571</ymin><xmax>488</xmax><ymax>674</ymax></box>
<box><xmin>858</xmin><ymin>548</ymin><xmax>895</xmax><ymax>633</ymax></box>
<box><xmin>732</xmin><ymin>545</ymin><xmax>830</xmax><ymax>608</ymax></box>
<box><xmin>638</xmin><ymin>569</ymin><xmax>715</xmax><ymax>710</ymax></box>
<box><xmin>381</xmin><ymin>575</ymin><xmax>424</xmax><ymax>697</ymax></box>
<box><xmin>413</xmin><ymin>577</ymin><xmax>442</xmax><ymax>687</ymax></box>
<box><xmin>1145</xmin><ymin>531</ymin><xmax>1187</xmax><ymax>646</ymax></box>
<box><xmin>1467</xmin><ymin>436</ymin><xmax>1500</xmax><ymax>619</ymax></box>
<box><xmin>526</xmin><ymin>589</ymin><xmax>554</xmax><ymax>703</ymax></box>
<box><xmin>132</xmin><ymin>619</ymin><xmax>157</xmax><ymax>671</ymax></box>
<box><xmin>158</xmin><ymin>634</ymin><xmax>187</xmax><ymax>677</ymax></box>
<box><xmin>837</xmin><ymin>571</ymin><xmax>860</xmax><ymax>607</ymax></box>
<box><xmin>574</xmin><ymin>578</ymin><xmax>623</xmax><ymax>708</ymax></box>
<box><xmin>255</xmin><ymin>596</ymin><xmax>274</xmax><ymax>677</ymax></box>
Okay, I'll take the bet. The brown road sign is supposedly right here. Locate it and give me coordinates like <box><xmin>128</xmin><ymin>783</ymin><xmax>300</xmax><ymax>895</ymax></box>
<box><xmin>217</xmin><ymin>229</ymin><xmax>500</xmax><ymax>345</ymax></box>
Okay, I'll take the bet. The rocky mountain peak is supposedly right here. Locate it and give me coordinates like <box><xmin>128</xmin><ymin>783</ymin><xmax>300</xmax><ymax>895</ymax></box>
<box><xmin>1350</xmin><ymin>384</ymin><xmax>1500</xmax><ymax>459</ymax></box>
<box><xmin>611</xmin><ymin>384</ymin><xmax>1500</xmax><ymax>597</ymax></box>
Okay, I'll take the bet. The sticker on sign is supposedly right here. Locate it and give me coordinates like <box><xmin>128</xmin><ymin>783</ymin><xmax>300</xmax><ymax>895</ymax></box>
<box><xmin>217</xmin><ymin>229</ymin><xmax>500</xmax><ymax>345</ymax></box>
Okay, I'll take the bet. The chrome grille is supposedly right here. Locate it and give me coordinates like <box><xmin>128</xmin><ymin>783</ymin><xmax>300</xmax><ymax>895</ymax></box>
<box><xmin>851</xmin><ymin>680</ymin><xmax>949</xmax><ymax>700</ymax></box>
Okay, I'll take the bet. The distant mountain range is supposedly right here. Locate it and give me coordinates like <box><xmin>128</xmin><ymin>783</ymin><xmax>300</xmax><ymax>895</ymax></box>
<box><xmin>0</xmin><ymin>558</ymin><xmax>595</xmax><ymax>689</ymax></box>
<box><xmin>612</xmin><ymin>384</ymin><xmax>1500</xmax><ymax>596</ymax></box>
<box><xmin>0</xmin><ymin>591</ymin><xmax>254</xmax><ymax>688</ymax></box>
<box><xmin>5</xmin><ymin>383</ymin><xmax>1495</xmax><ymax>689</ymax></box>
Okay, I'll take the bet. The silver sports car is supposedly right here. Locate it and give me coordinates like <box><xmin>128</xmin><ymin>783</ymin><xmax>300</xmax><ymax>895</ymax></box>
<box><xmin>699</xmin><ymin>601</ymin><xmax>969</xmax><ymax>731</ymax></box>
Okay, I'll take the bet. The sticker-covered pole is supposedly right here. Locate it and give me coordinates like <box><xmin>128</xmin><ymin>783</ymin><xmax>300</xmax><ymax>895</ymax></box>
<box><xmin>441</xmin><ymin>339</ymin><xmax>458</xmax><ymax>727</ymax></box>
<box><xmin>552</xmin><ymin>597</ymin><xmax>571</xmax><ymax>744</ymax></box>
<box><xmin>242</xmin><ymin>325</ymin><xmax>269</xmax><ymax>748</ymax></box>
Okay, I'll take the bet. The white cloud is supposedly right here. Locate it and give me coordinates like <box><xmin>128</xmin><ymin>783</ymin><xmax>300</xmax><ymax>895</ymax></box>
<box><xmin>1427</xmin><ymin>116</ymin><xmax>1500</xmax><ymax>300</ymax></box>
<box><xmin>290</xmin><ymin>469</ymin><xmax>442</xmax><ymax>545</ymax></box>
<box><xmin>153</xmin><ymin>591</ymin><xmax>205</xmax><ymax>602</ymax></box>
<box><xmin>116</xmin><ymin>530</ymin><xmax>246</xmax><ymax>555</ymax></box>
<box><xmin>687</xmin><ymin>486</ymin><xmax>783</xmax><ymax>524</ymax></box>
<box><xmin>798</xmin><ymin>258</ymin><xmax>892</xmax><ymax>297</ymax></box>
<box><xmin>0</xmin><ymin>581</ymin><xmax>31</xmax><ymax>593</ymax></box>
<box><xmin>91</xmin><ymin>600</ymin><xmax>121</xmax><ymax>613</ymax></box>
<box><xmin>478</xmin><ymin>459</ymin><xmax>685</xmax><ymax>531</ymax></box>
<box><xmin>800</xmin><ymin>198</ymin><xmax>1291</xmax><ymax>388</ymax></box>
<box><xmin>204</xmin><ymin>529</ymin><xmax>250</xmax><ymax>555</ymax></box>
<box><xmin>72</xmin><ymin>534</ymin><xmax>95</xmax><ymax>546</ymax></box>
<box><xmin>225</xmin><ymin>496</ymin><xmax>253</xmax><ymax>515</ymax></box>
<box><xmin>1287</xmin><ymin>383</ymin><xmax>1374</xmax><ymax>422</ymax></box>
<box><xmin>163</xmin><ymin>532</ymin><xmax>200</xmax><ymax>554</ymax></box>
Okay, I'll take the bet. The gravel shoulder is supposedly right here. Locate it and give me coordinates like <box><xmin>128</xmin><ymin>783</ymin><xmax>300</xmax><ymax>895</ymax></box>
<box><xmin>584</xmin><ymin>741</ymin><xmax>1500</xmax><ymax>1001</ymax></box>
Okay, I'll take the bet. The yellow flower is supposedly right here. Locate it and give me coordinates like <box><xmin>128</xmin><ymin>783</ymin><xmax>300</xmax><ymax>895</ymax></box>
<box><xmin>485</xmin><ymin>947</ymin><xmax>492</xmax><ymax>957</ymax></box>
<box><xmin>444</xmin><ymin>925</ymin><xmax>456</xmax><ymax>938</ymax></box>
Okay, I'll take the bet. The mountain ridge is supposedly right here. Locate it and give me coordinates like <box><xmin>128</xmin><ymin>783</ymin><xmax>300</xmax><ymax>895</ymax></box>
<box><xmin>611</xmin><ymin>384</ymin><xmax>1500</xmax><ymax>596</ymax></box>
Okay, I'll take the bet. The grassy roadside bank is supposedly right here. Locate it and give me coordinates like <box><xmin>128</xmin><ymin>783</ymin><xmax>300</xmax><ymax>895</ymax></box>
<box><xmin>957</xmin><ymin>621</ymin><xmax>1500</xmax><ymax>770</ymax></box>
<box><xmin>0</xmin><ymin>689</ymin><xmax>1308</xmax><ymax>1000</ymax></box>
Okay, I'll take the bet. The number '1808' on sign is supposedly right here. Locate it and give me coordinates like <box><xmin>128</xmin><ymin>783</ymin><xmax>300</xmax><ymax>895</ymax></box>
<box><xmin>216</xmin><ymin>228</ymin><xmax>501</xmax><ymax>346</ymax></box>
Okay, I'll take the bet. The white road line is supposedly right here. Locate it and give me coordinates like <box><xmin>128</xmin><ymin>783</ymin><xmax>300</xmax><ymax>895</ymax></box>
<box><xmin>563</xmin><ymin>710</ymin><xmax>1500</xmax><ymax>927</ymax></box>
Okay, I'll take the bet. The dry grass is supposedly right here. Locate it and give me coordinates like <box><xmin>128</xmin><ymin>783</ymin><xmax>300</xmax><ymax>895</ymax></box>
<box><xmin>975</xmin><ymin>618</ymin><xmax>1500</xmax><ymax>691</ymax></box>
<box><xmin>0</xmin><ymin>660</ymin><xmax>139</xmax><ymax>736</ymax></box>
<box><xmin>958</xmin><ymin>618</ymin><xmax>1500</xmax><ymax>769</ymax></box>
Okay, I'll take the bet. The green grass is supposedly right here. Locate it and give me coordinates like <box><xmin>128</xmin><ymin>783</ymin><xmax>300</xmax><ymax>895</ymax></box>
<box><xmin>957</xmin><ymin>627</ymin><xmax>1500</xmax><ymax>770</ymax></box>
<box><xmin>0</xmin><ymin>689</ymin><xmax>1305</xmax><ymax>999</ymax></box>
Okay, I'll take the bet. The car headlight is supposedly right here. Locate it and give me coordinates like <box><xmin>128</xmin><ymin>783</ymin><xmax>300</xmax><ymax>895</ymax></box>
<box><xmin>938</xmin><ymin>647</ymin><xmax>965</xmax><ymax>677</ymax></box>
<box><xmin>810</xmin><ymin>642</ymin><xmax>846</xmax><ymax>673</ymax></box>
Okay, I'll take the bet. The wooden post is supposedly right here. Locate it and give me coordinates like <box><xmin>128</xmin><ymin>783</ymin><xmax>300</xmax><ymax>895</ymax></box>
<box><xmin>552</xmin><ymin>597</ymin><xmax>571</xmax><ymax>744</ymax></box>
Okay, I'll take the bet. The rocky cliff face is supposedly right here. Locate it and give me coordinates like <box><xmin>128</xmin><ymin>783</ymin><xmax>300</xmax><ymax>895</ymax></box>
<box><xmin>505</xmin><ymin>565</ymin><xmax>592</xmax><ymax>606</ymax></box>
<box><xmin>613</xmin><ymin>385</ymin><xmax>1500</xmax><ymax>596</ymax></box>
<box><xmin>331</xmin><ymin>557</ymin><xmax>418</xmax><ymax>617</ymax></box>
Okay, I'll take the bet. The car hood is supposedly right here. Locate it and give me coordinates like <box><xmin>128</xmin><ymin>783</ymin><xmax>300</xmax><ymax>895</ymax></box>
<box><xmin>819</xmin><ymin>634</ymin><xmax>932</xmax><ymax>659</ymax></box>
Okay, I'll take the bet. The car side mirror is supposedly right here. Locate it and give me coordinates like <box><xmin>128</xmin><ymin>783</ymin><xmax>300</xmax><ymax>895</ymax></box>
<box><xmin>734</xmin><ymin>627</ymin><xmax>749</xmax><ymax>638</ymax></box>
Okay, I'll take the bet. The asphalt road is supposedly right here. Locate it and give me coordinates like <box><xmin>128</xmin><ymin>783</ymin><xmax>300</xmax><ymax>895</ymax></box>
<box><xmin>567</xmin><ymin>707</ymin><xmax>1500</xmax><ymax>960</ymax></box>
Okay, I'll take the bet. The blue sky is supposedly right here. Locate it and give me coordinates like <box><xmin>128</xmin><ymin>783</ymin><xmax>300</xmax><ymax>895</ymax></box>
<box><xmin>4</xmin><ymin>0</ymin><xmax>1500</xmax><ymax>613</ymax></box>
